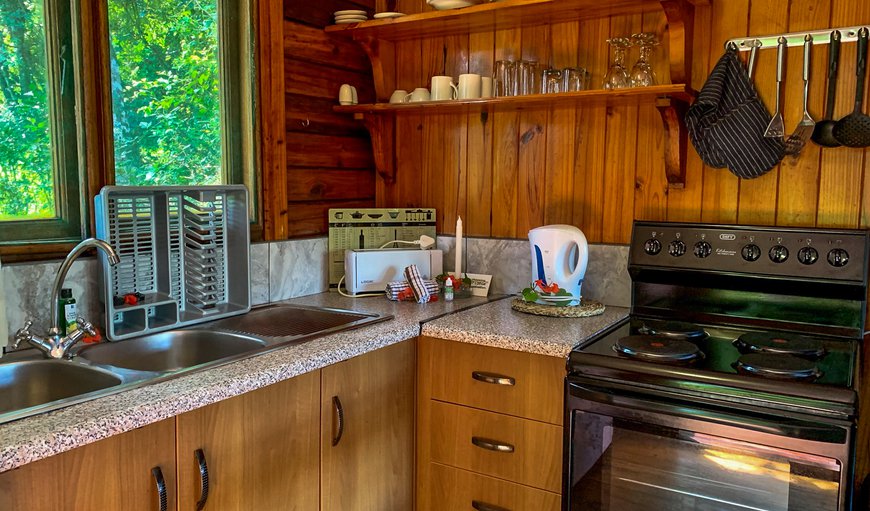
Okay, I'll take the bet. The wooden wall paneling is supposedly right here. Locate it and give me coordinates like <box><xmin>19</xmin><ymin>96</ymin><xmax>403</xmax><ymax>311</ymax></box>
<box><xmin>490</xmin><ymin>27</ymin><xmax>523</xmax><ymax>238</ymax></box>
<box><xmin>735</xmin><ymin>0</ymin><xmax>789</xmax><ymax>226</ymax></box>
<box><xmin>285</xmin><ymin>22</ymin><xmax>371</xmax><ymax>73</ymax></box>
<box><xmin>284</xmin><ymin>199</ymin><xmax>375</xmax><ymax>236</ymax></box>
<box><xmin>284</xmin><ymin>0</ymin><xmax>374</xmax><ymax>28</ymax></box>
<box><xmin>443</xmin><ymin>113</ymin><xmax>469</xmax><ymax>235</ymax></box>
<box><xmin>285</xmin><ymin>94</ymin><xmax>369</xmax><ymax>136</ymax></box>
<box><xmin>516</xmin><ymin>26</ymin><xmax>551</xmax><ymax>234</ymax></box>
<box><xmin>601</xmin><ymin>14</ymin><xmax>642</xmax><ymax>244</ymax></box>
<box><xmin>284</xmin><ymin>59</ymin><xmax>376</xmax><ymax>104</ymax></box>
<box><xmin>634</xmin><ymin>12</ymin><xmax>669</xmax><ymax>222</ymax></box>
<box><xmin>697</xmin><ymin>0</ymin><xmax>744</xmax><ymax>225</ymax></box>
<box><xmin>667</xmin><ymin>2</ymin><xmax>710</xmax><ymax>223</ymax></box>
<box><xmin>466</xmin><ymin>32</ymin><xmax>496</xmax><ymax>236</ymax></box>
<box><xmin>775</xmin><ymin>0</ymin><xmax>831</xmax><ymax>227</ymax></box>
<box><xmin>572</xmin><ymin>18</ymin><xmax>610</xmax><ymax>240</ymax></box>
<box><xmin>286</xmin><ymin>168</ymin><xmax>375</xmax><ymax>201</ymax></box>
<box><xmin>261</xmin><ymin>0</ymin><xmax>288</xmax><ymax>240</ymax></box>
<box><xmin>423</xmin><ymin>113</ymin><xmax>450</xmax><ymax>233</ymax></box>
<box><xmin>285</xmin><ymin>132</ymin><xmax>374</xmax><ymax>169</ymax></box>
<box><xmin>817</xmin><ymin>0</ymin><xmax>870</xmax><ymax>227</ymax></box>
<box><xmin>543</xmin><ymin>22</ymin><xmax>580</xmax><ymax>226</ymax></box>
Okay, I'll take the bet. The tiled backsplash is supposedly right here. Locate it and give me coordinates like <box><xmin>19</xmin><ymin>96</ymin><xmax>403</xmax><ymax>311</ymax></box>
<box><xmin>1</xmin><ymin>235</ymin><xmax>629</xmax><ymax>346</ymax></box>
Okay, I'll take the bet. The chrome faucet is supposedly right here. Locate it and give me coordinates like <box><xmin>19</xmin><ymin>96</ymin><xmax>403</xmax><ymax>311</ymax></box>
<box><xmin>13</xmin><ymin>238</ymin><xmax>121</xmax><ymax>359</ymax></box>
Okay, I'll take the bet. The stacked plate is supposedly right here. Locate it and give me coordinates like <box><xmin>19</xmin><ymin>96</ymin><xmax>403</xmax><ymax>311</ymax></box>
<box><xmin>334</xmin><ymin>10</ymin><xmax>368</xmax><ymax>24</ymax></box>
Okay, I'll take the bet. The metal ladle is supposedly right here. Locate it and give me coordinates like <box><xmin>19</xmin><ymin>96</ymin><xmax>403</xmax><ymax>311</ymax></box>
<box><xmin>833</xmin><ymin>27</ymin><xmax>870</xmax><ymax>147</ymax></box>
<box><xmin>812</xmin><ymin>30</ymin><xmax>842</xmax><ymax>147</ymax></box>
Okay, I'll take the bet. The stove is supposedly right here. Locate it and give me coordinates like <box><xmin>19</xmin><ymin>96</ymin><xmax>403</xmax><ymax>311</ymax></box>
<box><xmin>563</xmin><ymin>221</ymin><xmax>869</xmax><ymax>511</ymax></box>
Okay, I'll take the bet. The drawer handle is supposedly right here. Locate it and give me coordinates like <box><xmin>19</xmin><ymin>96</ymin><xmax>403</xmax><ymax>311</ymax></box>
<box><xmin>471</xmin><ymin>436</ymin><xmax>515</xmax><ymax>453</ymax></box>
<box><xmin>195</xmin><ymin>449</ymin><xmax>209</xmax><ymax>510</ymax></box>
<box><xmin>151</xmin><ymin>466</ymin><xmax>167</xmax><ymax>511</ymax></box>
<box><xmin>472</xmin><ymin>501</ymin><xmax>510</xmax><ymax>511</ymax></box>
<box><xmin>471</xmin><ymin>371</ymin><xmax>515</xmax><ymax>386</ymax></box>
<box><xmin>332</xmin><ymin>395</ymin><xmax>345</xmax><ymax>446</ymax></box>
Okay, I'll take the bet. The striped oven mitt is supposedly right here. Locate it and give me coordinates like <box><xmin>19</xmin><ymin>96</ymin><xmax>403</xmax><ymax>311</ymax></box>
<box><xmin>686</xmin><ymin>48</ymin><xmax>785</xmax><ymax>179</ymax></box>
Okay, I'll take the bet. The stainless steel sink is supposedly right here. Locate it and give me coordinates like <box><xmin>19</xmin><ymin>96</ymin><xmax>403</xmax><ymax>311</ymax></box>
<box><xmin>0</xmin><ymin>360</ymin><xmax>122</xmax><ymax>415</ymax></box>
<box><xmin>76</xmin><ymin>330</ymin><xmax>266</xmax><ymax>373</ymax></box>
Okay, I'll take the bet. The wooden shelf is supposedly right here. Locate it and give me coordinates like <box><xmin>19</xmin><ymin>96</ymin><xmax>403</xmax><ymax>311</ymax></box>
<box><xmin>334</xmin><ymin>84</ymin><xmax>696</xmax><ymax>114</ymax></box>
<box><xmin>325</xmin><ymin>0</ymin><xmax>706</xmax><ymax>41</ymax></box>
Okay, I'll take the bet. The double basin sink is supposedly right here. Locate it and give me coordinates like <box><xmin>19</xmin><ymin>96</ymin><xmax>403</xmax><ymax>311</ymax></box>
<box><xmin>0</xmin><ymin>304</ymin><xmax>390</xmax><ymax>424</ymax></box>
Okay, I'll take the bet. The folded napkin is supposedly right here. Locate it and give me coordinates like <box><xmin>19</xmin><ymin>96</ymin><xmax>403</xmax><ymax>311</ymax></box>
<box><xmin>403</xmin><ymin>265</ymin><xmax>432</xmax><ymax>304</ymax></box>
<box><xmin>385</xmin><ymin>279</ymin><xmax>439</xmax><ymax>301</ymax></box>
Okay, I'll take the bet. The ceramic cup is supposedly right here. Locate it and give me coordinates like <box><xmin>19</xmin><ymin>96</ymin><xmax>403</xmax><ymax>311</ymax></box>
<box><xmin>339</xmin><ymin>83</ymin><xmax>354</xmax><ymax>105</ymax></box>
<box><xmin>406</xmin><ymin>87</ymin><xmax>431</xmax><ymax>102</ymax></box>
<box><xmin>351</xmin><ymin>86</ymin><xmax>358</xmax><ymax>104</ymax></box>
<box><xmin>430</xmin><ymin>75</ymin><xmax>458</xmax><ymax>101</ymax></box>
<box><xmin>457</xmin><ymin>73</ymin><xmax>482</xmax><ymax>99</ymax></box>
<box><xmin>389</xmin><ymin>89</ymin><xmax>409</xmax><ymax>104</ymax></box>
<box><xmin>481</xmin><ymin>76</ymin><xmax>493</xmax><ymax>98</ymax></box>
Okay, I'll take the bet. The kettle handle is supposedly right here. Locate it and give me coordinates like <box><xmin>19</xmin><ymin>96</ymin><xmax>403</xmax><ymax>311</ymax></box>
<box><xmin>562</xmin><ymin>234</ymin><xmax>588</xmax><ymax>286</ymax></box>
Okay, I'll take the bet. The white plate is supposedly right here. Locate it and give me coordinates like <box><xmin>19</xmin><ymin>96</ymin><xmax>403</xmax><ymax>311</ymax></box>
<box><xmin>426</xmin><ymin>0</ymin><xmax>478</xmax><ymax>10</ymax></box>
<box><xmin>335</xmin><ymin>19</ymin><xmax>367</xmax><ymax>24</ymax></box>
<box><xmin>335</xmin><ymin>16</ymin><xmax>368</xmax><ymax>22</ymax></box>
<box><xmin>334</xmin><ymin>9</ymin><xmax>367</xmax><ymax>15</ymax></box>
<box><xmin>373</xmin><ymin>12</ymin><xmax>406</xmax><ymax>19</ymax></box>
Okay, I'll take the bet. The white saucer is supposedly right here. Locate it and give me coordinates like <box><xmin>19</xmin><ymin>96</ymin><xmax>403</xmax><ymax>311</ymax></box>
<box><xmin>427</xmin><ymin>0</ymin><xmax>478</xmax><ymax>10</ymax></box>
<box><xmin>373</xmin><ymin>12</ymin><xmax>406</xmax><ymax>19</ymax></box>
<box><xmin>335</xmin><ymin>16</ymin><xmax>368</xmax><ymax>22</ymax></box>
<box><xmin>334</xmin><ymin>10</ymin><xmax>367</xmax><ymax>16</ymax></box>
<box><xmin>335</xmin><ymin>19</ymin><xmax>367</xmax><ymax>24</ymax></box>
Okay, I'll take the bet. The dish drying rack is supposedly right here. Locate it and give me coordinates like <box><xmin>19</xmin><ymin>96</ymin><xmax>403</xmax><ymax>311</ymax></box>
<box><xmin>95</xmin><ymin>186</ymin><xmax>251</xmax><ymax>340</ymax></box>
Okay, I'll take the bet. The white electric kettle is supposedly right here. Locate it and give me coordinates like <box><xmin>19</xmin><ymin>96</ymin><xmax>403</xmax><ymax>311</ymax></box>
<box><xmin>528</xmin><ymin>225</ymin><xmax>589</xmax><ymax>305</ymax></box>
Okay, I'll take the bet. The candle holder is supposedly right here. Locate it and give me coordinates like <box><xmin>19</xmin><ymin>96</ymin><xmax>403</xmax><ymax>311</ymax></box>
<box><xmin>436</xmin><ymin>273</ymin><xmax>473</xmax><ymax>299</ymax></box>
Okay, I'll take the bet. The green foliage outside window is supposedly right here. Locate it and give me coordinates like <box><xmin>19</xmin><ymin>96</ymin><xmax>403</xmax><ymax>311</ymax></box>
<box><xmin>108</xmin><ymin>0</ymin><xmax>222</xmax><ymax>186</ymax></box>
<box><xmin>0</xmin><ymin>0</ymin><xmax>55</xmax><ymax>220</ymax></box>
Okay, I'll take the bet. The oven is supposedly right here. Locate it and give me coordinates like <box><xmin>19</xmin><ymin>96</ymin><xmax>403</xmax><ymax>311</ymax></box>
<box><xmin>564</xmin><ymin>221</ymin><xmax>869</xmax><ymax>511</ymax></box>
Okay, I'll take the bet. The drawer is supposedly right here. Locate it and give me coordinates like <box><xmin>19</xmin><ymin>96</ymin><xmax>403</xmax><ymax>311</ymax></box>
<box><xmin>429</xmin><ymin>400</ymin><xmax>563</xmax><ymax>492</ymax></box>
<box><xmin>428</xmin><ymin>462</ymin><xmax>561</xmax><ymax>511</ymax></box>
<box><xmin>423</xmin><ymin>337</ymin><xmax>564</xmax><ymax>425</ymax></box>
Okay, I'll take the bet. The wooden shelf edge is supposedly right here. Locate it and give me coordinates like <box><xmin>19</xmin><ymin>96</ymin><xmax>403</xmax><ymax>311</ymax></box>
<box><xmin>333</xmin><ymin>85</ymin><xmax>696</xmax><ymax>114</ymax></box>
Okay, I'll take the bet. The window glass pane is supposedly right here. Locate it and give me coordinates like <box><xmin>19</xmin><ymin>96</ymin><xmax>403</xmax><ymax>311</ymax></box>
<box><xmin>108</xmin><ymin>0</ymin><xmax>222</xmax><ymax>186</ymax></box>
<box><xmin>0</xmin><ymin>0</ymin><xmax>55</xmax><ymax>220</ymax></box>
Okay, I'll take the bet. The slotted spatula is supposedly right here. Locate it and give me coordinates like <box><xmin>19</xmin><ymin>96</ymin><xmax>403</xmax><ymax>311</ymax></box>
<box><xmin>764</xmin><ymin>37</ymin><xmax>788</xmax><ymax>139</ymax></box>
<box><xmin>833</xmin><ymin>27</ymin><xmax>870</xmax><ymax>147</ymax></box>
<box><xmin>785</xmin><ymin>35</ymin><xmax>815</xmax><ymax>156</ymax></box>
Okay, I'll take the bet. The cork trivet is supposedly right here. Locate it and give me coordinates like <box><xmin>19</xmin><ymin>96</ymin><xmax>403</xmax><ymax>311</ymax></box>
<box><xmin>511</xmin><ymin>297</ymin><xmax>605</xmax><ymax>317</ymax></box>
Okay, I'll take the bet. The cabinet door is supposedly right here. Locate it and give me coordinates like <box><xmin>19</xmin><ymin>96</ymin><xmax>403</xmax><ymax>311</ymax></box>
<box><xmin>0</xmin><ymin>418</ymin><xmax>177</xmax><ymax>511</ymax></box>
<box><xmin>176</xmin><ymin>370</ymin><xmax>320</xmax><ymax>511</ymax></box>
<box><xmin>321</xmin><ymin>340</ymin><xmax>415</xmax><ymax>511</ymax></box>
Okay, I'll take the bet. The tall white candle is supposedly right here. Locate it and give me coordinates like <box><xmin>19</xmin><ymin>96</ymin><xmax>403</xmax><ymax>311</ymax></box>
<box><xmin>454</xmin><ymin>216</ymin><xmax>463</xmax><ymax>279</ymax></box>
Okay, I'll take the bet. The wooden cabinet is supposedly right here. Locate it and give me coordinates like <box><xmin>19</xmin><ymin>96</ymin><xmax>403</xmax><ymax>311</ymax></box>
<box><xmin>321</xmin><ymin>340</ymin><xmax>416</xmax><ymax>511</ymax></box>
<box><xmin>417</xmin><ymin>336</ymin><xmax>566</xmax><ymax>511</ymax></box>
<box><xmin>0</xmin><ymin>418</ymin><xmax>177</xmax><ymax>511</ymax></box>
<box><xmin>176</xmin><ymin>370</ymin><xmax>321</xmax><ymax>511</ymax></box>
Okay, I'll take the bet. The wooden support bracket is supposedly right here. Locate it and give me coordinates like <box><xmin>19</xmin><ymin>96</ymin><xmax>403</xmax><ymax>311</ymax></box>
<box><xmin>660</xmin><ymin>0</ymin><xmax>695</xmax><ymax>87</ymax></box>
<box><xmin>656</xmin><ymin>96</ymin><xmax>689</xmax><ymax>188</ymax></box>
<box><xmin>357</xmin><ymin>37</ymin><xmax>396</xmax><ymax>102</ymax></box>
<box><xmin>359</xmin><ymin>113</ymin><xmax>397</xmax><ymax>184</ymax></box>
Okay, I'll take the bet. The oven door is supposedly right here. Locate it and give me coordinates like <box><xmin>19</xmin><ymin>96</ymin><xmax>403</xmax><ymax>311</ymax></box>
<box><xmin>564</xmin><ymin>379</ymin><xmax>854</xmax><ymax>511</ymax></box>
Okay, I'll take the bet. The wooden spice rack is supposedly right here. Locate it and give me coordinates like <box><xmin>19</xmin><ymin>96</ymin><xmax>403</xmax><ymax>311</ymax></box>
<box><xmin>327</xmin><ymin>0</ymin><xmax>708</xmax><ymax>188</ymax></box>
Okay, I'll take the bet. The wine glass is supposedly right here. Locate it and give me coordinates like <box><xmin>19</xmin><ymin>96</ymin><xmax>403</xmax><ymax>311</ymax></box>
<box><xmin>604</xmin><ymin>37</ymin><xmax>631</xmax><ymax>90</ymax></box>
<box><xmin>630</xmin><ymin>33</ymin><xmax>659</xmax><ymax>87</ymax></box>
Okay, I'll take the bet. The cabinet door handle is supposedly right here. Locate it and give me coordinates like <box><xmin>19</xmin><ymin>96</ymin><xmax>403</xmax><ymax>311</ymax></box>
<box><xmin>332</xmin><ymin>395</ymin><xmax>345</xmax><ymax>446</ymax></box>
<box><xmin>472</xmin><ymin>501</ymin><xmax>510</xmax><ymax>511</ymax></box>
<box><xmin>471</xmin><ymin>371</ymin><xmax>515</xmax><ymax>386</ymax></box>
<box><xmin>471</xmin><ymin>436</ymin><xmax>515</xmax><ymax>453</ymax></box>
<box><xmin>195</xmin><ymin>449</ymin><xmax>209</xmax><ymax>510</ymax></box>
<box><xmin>151</xmin><ymin>466</ymin><xmax>167</xmax><ymax>511</ymax></box>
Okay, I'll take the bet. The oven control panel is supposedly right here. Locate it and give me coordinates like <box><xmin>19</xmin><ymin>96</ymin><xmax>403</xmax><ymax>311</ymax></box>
<box><xmin>630</xmin><ymin>222</ymin><xmax>869</xmax><ymax>282</ymax></box>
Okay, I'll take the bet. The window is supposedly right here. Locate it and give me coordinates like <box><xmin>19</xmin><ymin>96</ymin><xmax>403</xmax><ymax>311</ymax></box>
<box><xmin>0</xmin><ymin>0</ymin><xmax>255</xmax><ymax>246</ymax></box>
<box><xmin>0</xmin><ymin>0</ymin><xmax>83</xmax><ymax>242</ymax></box>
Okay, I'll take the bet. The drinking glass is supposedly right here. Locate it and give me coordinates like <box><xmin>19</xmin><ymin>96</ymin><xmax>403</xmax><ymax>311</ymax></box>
<box><xmin>630</xmin><ymin>33</ymin><xmax>659</xmax><ymax>87</ymax></box>
<box><xmin>603</xmin><ymin>37</ymin><xmax>631</xmax><ymax>90</ymax></box>
<box><xmin>494</xmin><ymin>60</ymin><xmax>516</xmax><ymax>97</ymax></box>
<box><xmin>543</xmin><ymin>69</ymin><xmax>563</xmax><ymax>94</ymax></box>
<box><xmin>562</xmin><ymin>67</ymin><xmax>589</xmax><ymax>92</ymax></box>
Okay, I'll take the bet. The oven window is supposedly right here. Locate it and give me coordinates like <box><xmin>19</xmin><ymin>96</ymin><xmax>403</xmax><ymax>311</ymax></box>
<box><xmin>569</xmin><ymin>411</ymin><xmax>841</xmax><ymax>511</ymax></box>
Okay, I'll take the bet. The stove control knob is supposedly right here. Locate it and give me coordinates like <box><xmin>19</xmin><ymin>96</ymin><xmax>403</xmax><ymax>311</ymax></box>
<box><xmin>741</xmin><ymin>244</ymin><xmax>761</xmax><ymax>261</ymax></box>
<box><xmin>693</xmin><ymin>241</ymin><xmax>712</xmax><ymax>258</ymax></box>
<box><xmin>668</xmin><ymin>240</ymin><xmax>686</xmax><ymax>257</ymax></box>
<box><xmin>827</xmin><ymin>248</ymin><xmax>850</xmax><ymax>267</ymax></box>
<box><xmin>768</xmin><ymin>245</ymin><xmax>789</xmax><ymax>263</ymax></box>
<box><xmin>643</xmin><ymin>238</ymin><xmax>662</xmax><ymax>255</ymax></box>
<box><xmin>797</xmin><ymin>246</ymin><xmax>819</xmax><ymax>265</ymax></box>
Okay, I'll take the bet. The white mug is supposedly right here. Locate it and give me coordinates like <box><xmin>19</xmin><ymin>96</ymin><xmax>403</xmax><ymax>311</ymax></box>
<box><xmin>350</xmin><ymin>86</ymin><xmax>358</xmax><ymax>105</ymax></box>
<box><xmin>481</xmin><ymin>76</ymin><xmax>493</xmax><ymax>98</ymax></box>
<box><xmin>389</xmin><ymin>89</ymin><xmax>409</xmax><ymax>104</ymax></box>
<box><xmin>457</xmin><ymin>74</ymin><xmax>482</xmax><ymax>99</ymax></box>
<box><xmin>338</xmin><ymin>84</ymin><xmax>354</xmax><ymax>105</ymax></box>
<box><xmin>405</xmin><ymin>87</ymin><xmax>430</xmax><ymax>102</ymax></box>
<box><xmin>430</xmin><ymin>76</ymin><xmax>457</xmax><ymax>101</ymax></box>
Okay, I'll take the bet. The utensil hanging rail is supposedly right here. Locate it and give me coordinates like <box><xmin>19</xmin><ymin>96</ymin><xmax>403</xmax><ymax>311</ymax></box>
<box><xmin>726</xmin><ymin>25</ymin><xmax>868</xmax><ymax>51</ymax></box>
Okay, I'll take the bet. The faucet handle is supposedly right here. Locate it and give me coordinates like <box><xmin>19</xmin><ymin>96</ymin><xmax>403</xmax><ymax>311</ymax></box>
<box><xmin>12</xmin><ymin>321</ymin><xmax>34</xmax><ymax>349</ymax></box>
<box><xmin>75</xmin><ymin>318</ymin><xmax>97</xmax><ymax>337</ymax></box>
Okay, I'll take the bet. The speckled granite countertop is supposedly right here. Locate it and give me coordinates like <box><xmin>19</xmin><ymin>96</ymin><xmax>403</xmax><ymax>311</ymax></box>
<box><xmin>422</xmin><ymin>299</ymin><xmax>630</xmax><ymax>358</ymax></box>
<box><xmin>0</xmin><ymin>293</ymin><xmax>628</xmax><ymax>473</ymax></box>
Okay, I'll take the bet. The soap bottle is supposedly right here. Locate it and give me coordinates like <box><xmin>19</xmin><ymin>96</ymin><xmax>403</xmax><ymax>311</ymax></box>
<box><xmin>444</xmin><ymin>278</ymin><xmax>454</xmax><ymax>302</ymax></box>
<box><xmin>59</xmin><ymin>288</ymin><xmax>77</xmax><ymax>336</ymax></box>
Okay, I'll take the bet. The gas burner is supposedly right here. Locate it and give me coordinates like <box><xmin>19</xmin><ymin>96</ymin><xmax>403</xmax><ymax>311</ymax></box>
<box><xmin>733</xmin><ymin>353</ymin><xmax>823</xmax><ymax>382</ymax></box>
<box><xmin>637</xmin><ymin>320</ymin><xmax>708</xmax><ymax>341</ymax></box>
<box><xmin>613</xmin><ymin>335</ymin><xmax>704</xmax><ymax>365</ymax></box>
<box><xmin>733</xmin><ymin>331</ymin><xmax>827</xmax><ymax>359</ymax></box>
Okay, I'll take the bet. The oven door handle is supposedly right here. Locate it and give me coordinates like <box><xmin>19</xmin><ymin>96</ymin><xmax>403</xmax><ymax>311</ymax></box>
<box><xmin>568</xmin><ymin>381</ymin><xmax>849</xmax><ymax>444</ymax></box>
